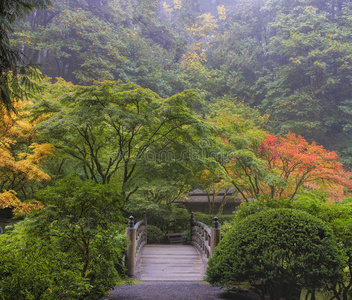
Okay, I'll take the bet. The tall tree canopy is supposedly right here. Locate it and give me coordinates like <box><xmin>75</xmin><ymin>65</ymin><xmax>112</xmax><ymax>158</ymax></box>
<box><xmin>33</xmin><ymin>79</ymin><xmax>210</xmax><ymax>204</ymax></box>
<box><xmin>11</xmin><ymin>0</ymin><xmax>189</xmax><ymax>97</ymax></box>
<box><xmin>9</xmin><ymin>0</ymin><xmax>352</xmax><ymax>164</ymax></box>
<box><xmin>0</xmin><ymin>0</ymin><xmax>51</xmax><ymax>112</ymax></box>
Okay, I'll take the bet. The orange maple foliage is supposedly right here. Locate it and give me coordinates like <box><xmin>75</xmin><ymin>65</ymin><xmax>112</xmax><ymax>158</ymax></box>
<box><xmin>256</xmin><ymin>132</ymin><xmax>352</xmax><ymax>201</ymax></box>
<box><xmin>225</xmin><ymin>132</ymin><xmax>352</xmax><ymax>202</ymax></box>
<box><xmin>0</xmin><ymin>101</ymin><xmax>54</xmax><ymax>215</ymax></box>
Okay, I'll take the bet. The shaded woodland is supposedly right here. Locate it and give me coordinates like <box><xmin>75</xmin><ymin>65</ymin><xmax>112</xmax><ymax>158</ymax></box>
<box><xmin>1</xmin><ymin>1</ymin><xmax>352</xmax><ymax>299</ymax></box>
<box><xmin>11</xmin><ymin>0</ymin><xmax>352</xmax><ymax>165</ymax></box>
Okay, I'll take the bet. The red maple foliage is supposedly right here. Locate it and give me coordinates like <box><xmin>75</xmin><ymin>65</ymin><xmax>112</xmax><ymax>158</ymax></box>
<box><xmin>227</xmin><ymin>132</ymin><xmax>352</xmax><ymax>202</ymax></box>
<box><xmin>258</xmin><ymin>132</ymin><xmax>352</xmax><ymax>201</ymax></box>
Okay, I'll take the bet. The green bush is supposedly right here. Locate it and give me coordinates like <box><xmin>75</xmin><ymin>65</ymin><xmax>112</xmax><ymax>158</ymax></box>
<box><xmin>168</xmin><ymin>204</ymin><xmax>190</xmax><ymax>233</ymax></box>
<box><xmin>234</xmin><ymin>195</ymin><xmax>332</xmax><ymax>223</ymax></box>
<box><xmin>126</xmin><ymin>199</ymin><xmax>190</xmax><ymax>233</ymax></box>
<box><xmin>207</xmin><ymin>208</ymin><xmax>343</xmax><ymax>300</ymax></box>
<box><xmin>147</xmin><ymin>225</ymin><xmax>165</xmax><ymax>244</ymax></box>
<box><xmin>234</xmin><ymin>195</ymin><xmax>352</xmax><ymax>300</ymax></box>
<box><xmin>182</xmin><ymin>230</ymin><xmax>190</xmax><ymax>244</ymax></box>
<box><xmin>193</xmin><ymin>212</ymin><xmax>234</xmax><ymax>227</ymax></box>
<box><xmin>0</xmin><ymin>220</ymin><xmax>91</xmax><ymax>299</ymax></box>
<box><xmin>125</xmin><ymin>198</ymin><xmax>169</xmax><ymax>229</ymax></box>
<box><xmin>0</xmin><ymin>177</ymin><xmax>126</xmax><ymax>300</ymax></box>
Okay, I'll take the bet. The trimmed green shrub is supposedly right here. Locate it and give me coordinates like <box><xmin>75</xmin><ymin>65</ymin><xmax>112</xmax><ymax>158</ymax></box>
<box><xmin>207</xmin><ymin>208</ymin><xmax>343</xmax><ymax>300</ymax></box>
<box><xmin>182</xmin><ymin>230</ymin><xmax>190</xmax><ymax>244</ymax></box>
<box><xmin>234</xmin><ymin>195</ymin><xmax>332</xmax><ymax>223</ymax></box>
<box><xmin>147</xmin><ymin>225</ymin><xmax>165</xmax><ymax>244</ymax></box>
<box><xmin>234</xmin><ymin>196</ymin><xmax>352</xmax><ymax>300</ymax></box>
<box><xmin>168</xmin><ymin>204</ymin><xmax>190</xmax><ymax>233</ymax></box>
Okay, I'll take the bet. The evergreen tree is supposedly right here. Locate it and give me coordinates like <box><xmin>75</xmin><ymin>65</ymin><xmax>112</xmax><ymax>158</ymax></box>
<box><xmin>0</xmin><ymin>0</ymin><xmax>51</xmax><ymax>112</ymax></box>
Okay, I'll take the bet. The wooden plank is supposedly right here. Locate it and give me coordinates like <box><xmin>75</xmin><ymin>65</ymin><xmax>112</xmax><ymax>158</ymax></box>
<box><xmin>136</xmin><ymin>245</ymin><xmax>207</xmax><ymax>281</ymax></box>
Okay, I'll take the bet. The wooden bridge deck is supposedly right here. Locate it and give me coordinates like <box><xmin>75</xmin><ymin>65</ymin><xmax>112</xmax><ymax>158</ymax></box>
<box><xmin>136</xmin><ymin>244</ymin><xmax>207</xmax><ymax>281</ymax></box>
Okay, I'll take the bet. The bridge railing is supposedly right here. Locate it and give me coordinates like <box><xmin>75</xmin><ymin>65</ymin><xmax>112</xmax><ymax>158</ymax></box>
<box><xmin>190</xmin><ymin>213</ymin><xmax>221</xmax><ymax>261</ymax></box>
<box><xmin>125</xmin><ymin>213</ymin><xmax>147</xmax><ymax>276</ymax></box>
<box><xmin>125</xmin><ymin>212</ymin><xmax>221</xmax><ymax>275</ymax></box>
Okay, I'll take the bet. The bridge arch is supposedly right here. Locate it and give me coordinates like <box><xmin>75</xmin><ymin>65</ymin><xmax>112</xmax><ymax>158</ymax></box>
<box><xmin>124</xmin><ymin>213</ymin><xmax>221</xmax><ymax>278</ymax></box>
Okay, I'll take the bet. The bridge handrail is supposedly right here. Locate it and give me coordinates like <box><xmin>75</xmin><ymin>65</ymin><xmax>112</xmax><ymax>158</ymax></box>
<box><xmin>194</xmin><ymin>221</ymin><xmax>211</xmax><ymax>236</ymax></box>
<box><xmin>135</xmin><ymin>220</ymin><xmax>147</xmax><ymax>258</ymax></box>
<box><xmin>125</xmin><ymin>214</ymin><xmax>147</xmax><ymax>276</ymax></box>
<box><xmin>190</xmin><ymin>213</ymin><xmax>221</xmax><ymax>261</ymax></box>
<box><xmin>191</xmin><ymin>221</ymin><xmax>212</xmax><ymax>259</ymax></box>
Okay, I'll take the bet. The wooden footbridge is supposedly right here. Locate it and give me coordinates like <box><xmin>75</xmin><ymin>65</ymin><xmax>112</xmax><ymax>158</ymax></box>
<box><xmin>124</xmin><ymin>213</ymin><xmax>221</xmax><ymax>281</ymax></box>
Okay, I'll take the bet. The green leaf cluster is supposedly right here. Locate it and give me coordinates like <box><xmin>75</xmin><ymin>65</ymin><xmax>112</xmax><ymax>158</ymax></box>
<box><xmin>33</xmin><ymin>79</ymin><xmax>210</xmax><ymax>204</ymax></box>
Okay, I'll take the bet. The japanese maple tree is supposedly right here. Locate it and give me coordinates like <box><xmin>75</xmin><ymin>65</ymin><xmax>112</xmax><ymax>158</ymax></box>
<box><xmin>226</xmin><ymin>132</ymin><xmax>352</xmax><ymax>202</ymax></box>
<box><xmin>193</xmin><ymin>168</ymin><xmax>232</xmax><ymax>215</ymax></box>
<box><xmin>0</xmin><ymin>102</ymin><xmax>53</xmax><ymax>215</ymax></box>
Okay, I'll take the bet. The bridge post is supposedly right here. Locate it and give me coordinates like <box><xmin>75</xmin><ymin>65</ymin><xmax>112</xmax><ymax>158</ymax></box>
<box><xmin>126</xmin><ymin>216</ymin><xmax>137</xmax><ymax>276</ymax></box>
<box><xmin>143</xmin><ymin>211</ymin><xmax>147</xmax><ymax>244</ymax></box>
<box><xmin>190</xmin><ymin>212</ymin><xmax>195</xmax><ymax>242</ymax></box>
<box><xmin>211</xmin><ymin>216</ymin><xmax>221</xmax><ymax>256</ymax></box>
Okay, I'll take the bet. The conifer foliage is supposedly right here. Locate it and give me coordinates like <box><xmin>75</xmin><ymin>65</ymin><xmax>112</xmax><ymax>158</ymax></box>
<box><xmin>0</xmin><ymin>0</ymin><xmax>51</xmax><ymax>111</ymax></box>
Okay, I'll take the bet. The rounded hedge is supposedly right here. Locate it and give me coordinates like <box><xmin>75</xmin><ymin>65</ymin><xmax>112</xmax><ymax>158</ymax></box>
<box><xmin>147</xmin><ymin>225</ymin><xmax>165</xmax><ymax>244</ymax></box>
<box><xmin>206</xmin><ymin>208</ymin><xmax>343</xmax><ymax>297</ymax></box>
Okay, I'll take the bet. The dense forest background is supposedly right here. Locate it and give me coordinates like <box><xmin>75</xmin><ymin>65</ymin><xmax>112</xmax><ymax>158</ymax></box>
<box><xmin>2</xmin><ymin>1</ymin><xmax>352</xmax><ymax>299</ymax></box>
<box><xmin>11</xmin><ymin>0</ymin><xmax>352</xmax><ymax>166</ymax></box>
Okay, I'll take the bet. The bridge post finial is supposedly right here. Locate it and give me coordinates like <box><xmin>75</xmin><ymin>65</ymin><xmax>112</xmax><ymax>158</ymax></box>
<box><xmin>211</xmin><ymin>216</ymin><xmax>221</xmax><ymax>256</ymax></box>
<box><xmin>128</xmin><ymin>215</ymin><xmax>135</xmax><ymax>228</ymax></box>
<box><xmin>212</xmin><ymin>216</ymin><xmax>219</xmax><ymax>229</ymax></box>
<box><xmin>190</xmin><ymin>212</ymin><xmax>195</xmax><ymax>226</ymax></box>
